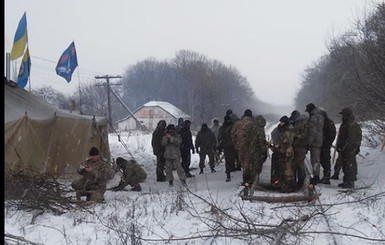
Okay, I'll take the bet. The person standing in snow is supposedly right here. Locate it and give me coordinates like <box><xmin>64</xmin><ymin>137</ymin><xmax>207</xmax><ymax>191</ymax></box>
<box><xmin>175</xmin><ymin>117</ymin><xmax>184</xmax><ymax>134</ymax></box>
<box><xmin>270</xmin><ymin>116</ymin><xmax>296</xmax><ymax>193</ymax></box>
<box><xmin>231</xmin><ymin>109</ymin><xmax>254</xmax><ymax>185</ymax></box>
<box><xmin>151</xmin><ymin>120</ymin><xmax>167</xmax><ymax>182</ymax></box>
<box><xmin>218</xmin><ymin>115</ymin><xmax>236</xmax><ymax>182</ymax></box>
<box><xmin>248</xmin><ymin>115</ymin><xmax>268</xmax><ymax>189</ymax></box>
<box><xmin>210</xmin><ymin>118</ymin><xmax>221</xmax><ymax>163</ymax></box>
<box><xmin>305</xmin><ymin>103</ymin><xmax>324</xmax><ymax>185</ymax></box>
<box><xmin>111</xmin><ymin>157</ymin><xmax>147</xmax><ymax>192</ymax></box>
<box><xmin>319</xmin><ymin>109</ymin><xmax>336</xmax><ymax>184</ymax></box>
<box><xmin>71</xmin><ymin>147</ymin><xmax>111</xmax><ymax>201</ymax></box>
<box><xmin>162</xmin><ymin>124</ymin><xmax>187</xmax><ymax>186</ymax></box>
<box><xmin>336</xmin><ymin>108</ymin><xmax>362</xmax><ymax>189</ymax></box>
<box><xmin>195</xmin><ymin>123</ymin><xmax>217</xmax><ymax>174</ymax></box>
<box><xmin>226</xmin><ymin>109</ymin><xmax>241</xmax><ymax>171</ymax></box>
<box><xmin>180</xmin><ymin>120</ymin><xmax>195</xmax><ymax>178</ymax></box>
<box><xmin>290</xmin><ymin>110</ymin><xmax>308</xmax><ymax>189</ymax></box>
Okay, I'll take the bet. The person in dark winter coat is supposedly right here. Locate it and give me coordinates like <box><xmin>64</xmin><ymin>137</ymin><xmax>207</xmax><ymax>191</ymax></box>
<box><xmin>226</xmin><ymin>109</ymin><xmax>240</xmax><ymax>124</ymax></box>
<box><xmin>319</xmin><ymin>109</ymin><xmax>336</xmax><ymax>184</ymax></box>
<box><xmin>161</xmin><ymin>124</ymin><xmax>187</xmax><ymax>186</ymax></box>
<box><xmin>72</xmin><ymin>147</ymin><xmax>111</xmax><ymax>201</ymax></box>
<box><xmin>290</xmin><ymin>110</ymin><xmax>308</xmax><ymax>189</ymax></box>
<box><xmin>111</xmin><ymin>157</ymin><xmax>147</xmax><ymax>192</ymax></box>
<box><xmin>210</xmin><ymin>119</ymin><xmax>221</xmax><ymax>163</ymax></box>
<box><xmin>331</xmin><ymin>153</ymin><xmax>343</xmax><ymax>180</ymax></box>
<box><xmin>336</xmin><ymin>108</ymin><xmax>362</xmax><ymax>189</ymax></box>
<box><xmin>176</xmin><ymin>117</ymin><xmax>184</xmax><ymax>133</ymax></box>
<box><xmin>151</xmin><ymin>120</ymin><xmax>167</xmax><ymax>182</ymax></box>
<box><xmin>180</xmin><ymin>120</ymin><xmax>195</xmax><ymax>178</ymax></box>
<box><xmin>195</xmin><ymin>123</ymin><xmax>217</xmax><ymax>174</ymax></box>
<box><xmin>305</xmin><ymin>103</ymin><xmax>324</xmax><ymax>185</ymax></box>
<box><xmin>218</xmin><ymin>115</ymin><xmax>236</xmax><ymax>182</ymax></box>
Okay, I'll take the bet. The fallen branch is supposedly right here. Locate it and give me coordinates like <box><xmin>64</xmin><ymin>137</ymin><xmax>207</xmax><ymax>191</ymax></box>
<box><xmin>5</xmin><ymin>233</ymin><xmax>44</xmax><ymax>245</ymax></box>
<box><xmin>241</xmin><ymin>194</ymin><xmax>319</xmax><ymax>203</ymax></box>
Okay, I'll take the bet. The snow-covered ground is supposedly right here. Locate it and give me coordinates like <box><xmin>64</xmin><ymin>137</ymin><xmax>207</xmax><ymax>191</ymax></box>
<box><xmin>5</xmin><ymin>125</ymin><xmax>385</xmax><ymax>245</ymax></box>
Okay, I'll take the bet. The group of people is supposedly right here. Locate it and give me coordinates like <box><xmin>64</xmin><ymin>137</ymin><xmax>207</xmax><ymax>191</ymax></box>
<box><xmin>268</xmin><ymin>103</ymin><xmax>362</xmax><ymax>193</ymax></box>
<box><xmin>71</xmin><ymin>103</ymin><xmax>362</xmax><ymax>201</ymax></box>
<box><xmin>151</xmin><ymin>118</ymin><xmax>222</xmax><ymax>187</ymax></box>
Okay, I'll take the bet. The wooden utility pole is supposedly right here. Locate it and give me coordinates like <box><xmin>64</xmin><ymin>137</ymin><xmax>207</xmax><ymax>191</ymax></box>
<box><xmin>95</xmin><ymin>75</ymin><xmax>122</xmax><ymax>131</ymax></box>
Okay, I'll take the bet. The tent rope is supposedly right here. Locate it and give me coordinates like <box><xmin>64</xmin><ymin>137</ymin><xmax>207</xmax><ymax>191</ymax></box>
<box><xmin>108</xmin><ymin>121</ymin><xmax>136</xmax><ymax>161</ymax></box>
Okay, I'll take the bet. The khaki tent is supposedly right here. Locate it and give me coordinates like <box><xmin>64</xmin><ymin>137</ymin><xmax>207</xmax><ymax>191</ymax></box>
<box><xmin>4</xmin><ymin>81</ymin><xmax>110</xmax><ymax>176</ymax></box>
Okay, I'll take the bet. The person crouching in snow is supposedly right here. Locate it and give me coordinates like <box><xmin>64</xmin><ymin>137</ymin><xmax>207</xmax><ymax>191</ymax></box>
<box><xmin>162</xmin><ymin>124</ymin><xmax>187</xmax><ymax>186</ymax></box>
<box><xmin>111</xmin><ymin>157</ymin><xmax>147</xmax><ymax>192</ymax></box>
<box><xmin>72</xmin><ymin>147</ymin><xmax>111</xmax><ymax>201</ymax></box>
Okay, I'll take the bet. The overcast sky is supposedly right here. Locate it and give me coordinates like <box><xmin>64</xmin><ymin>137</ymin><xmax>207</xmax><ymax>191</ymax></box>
<box><xmin>4</xmin><ymin>0</ymin><xmax>382</xmax><ymax>106</ymax></box>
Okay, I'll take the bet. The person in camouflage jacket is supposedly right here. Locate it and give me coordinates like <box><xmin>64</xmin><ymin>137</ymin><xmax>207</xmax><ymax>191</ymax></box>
<box><xmin>290</xmin><ymin>110</ymin><xmax>308</xmax><ymax>189</ymax></box>
<box><xmin>231</xmin><ymin>109</ymin><xmax>254</xmax><ymax>185</ymax></box>
<box><xmin>162</xmin><ymin>124</ymin><xmax>186</xmax><ymax>186</ymax></box>
<box><xmin>247</xmin><ymin>115</ymin><xmax>268</xmax><ymax>189</ymax></box>
<box><xmin>270</xmin><ymin>116</ymin><xmax>295</xmax><ymax>192</ymax></box>
<box><xmin>111</xmin><ymin>157</ymin><xmax>147</xmax><ymax>192</ymax></box>
<box><xmin>72</xmin><ymin>147</ymin><xmax>111</xmax><ymax>201</ymax></box>
<box><xmin>305</xmin><ymin>103</ymin><xmax>324</xmax><ymax>184</ymax></box>
<box><xmin>336</xmin><ymin>108</ymin><xmax>362</xmax><ymax>189</ymax></box>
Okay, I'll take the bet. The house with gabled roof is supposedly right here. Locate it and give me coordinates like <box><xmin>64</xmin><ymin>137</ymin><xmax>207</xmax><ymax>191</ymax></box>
<box><xmin>116</xmin><ymin>101</ymin><xmax>190</xmax><ymax>131</ymax></box>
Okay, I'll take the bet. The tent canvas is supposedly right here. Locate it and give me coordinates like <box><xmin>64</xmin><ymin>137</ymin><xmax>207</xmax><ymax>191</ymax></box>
<box><xmin>4</xmin><ymin>81</ymin><xmax>110</xmax><ymax>176</ymax></box>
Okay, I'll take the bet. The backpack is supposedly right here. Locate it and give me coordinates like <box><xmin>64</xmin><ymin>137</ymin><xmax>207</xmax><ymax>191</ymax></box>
<box><xmin>323</xmin><ymin>117</ymin><xmax>336</xmax><ymax>146</ymax></box>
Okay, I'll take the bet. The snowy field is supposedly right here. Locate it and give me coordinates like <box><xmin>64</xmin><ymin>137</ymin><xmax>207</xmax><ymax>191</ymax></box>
<box><xmin>4</xmin><ymin>124</ymin><xmax>385</xmax><ymax>245</ymax></box>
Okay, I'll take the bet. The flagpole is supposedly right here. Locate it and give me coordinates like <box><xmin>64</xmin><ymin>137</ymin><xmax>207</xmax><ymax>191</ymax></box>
<box><xmin>77</xmin><ymin>67</ymin><xmax>82</xmax><ymax>112</ymax></box>
<box><xmin>28</xmin><ymin>44</ymin><xmax>31</xmax><ymax>92</ymax></box>
<box><xmin>28</xmin><ymin>75</ymin><xmax>32</xmax><ymax>92</ymax></box>
<box><xmin>6</xmin><ymin>53</ymin><xmax>10</xmax><ymax>81</ymax></box>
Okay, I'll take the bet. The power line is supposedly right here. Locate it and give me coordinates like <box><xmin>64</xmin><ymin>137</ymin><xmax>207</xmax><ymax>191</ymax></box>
<box><xmin>30</xmin><ymin>55</ymin><xmax>101</xmax><ymax>75</ymax></box>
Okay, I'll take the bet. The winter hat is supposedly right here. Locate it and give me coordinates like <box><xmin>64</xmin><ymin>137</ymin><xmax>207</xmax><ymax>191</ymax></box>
<box><xmin>184</xmin><ymin>120</ymin><xmax>191</xmax><ymax>125</ymax></box>
<box><xmin>201</xmin><ymin>123</ymin><xmax>208</xmax><ymax>130</ymax></box>
<box><xmin>177</xmin><ymin>118</ymin><xmax>184</xmax><ymax>126</ymax></box>
<box><xmin>243</xmin><ymin>109</ymin><xmax>252</xmax><ymax>117</ymax></box>
<box><xmin>158</xmin><ymin>120</ymin><xmax>166</xmax><ymax>128</ymax></box>
<box><xmin>279</xmin><ymin>116</ymin><xmax>290</xmax><ymax>126</ymax></box>
<box><xmin>89</xmin><ymin>147</ymin><xmax>99</xmax><ymax>156</ymax></box>
<box><xmin>305</xmin><ymin>103</ymin><xmax>316</xmax><ymax>113</ymax></box>
<box><xmin>226</xmin><ymin>109</ymin><xmax>233</xmax><ymax>115</ymax></box>
<box><xmin>224</xmin><ymin>115</ymin><xmax>231</xmax><ymax>122</ymax></box>
<box><xmin>166</xmin><ymin>124</ymin><xmax>175</xmax><ymax>131</ymax></box>
<box><xmin>255</xmin><ymin>115</ymin><xmax>266</xmax><ymax>127</ymax></box>
<box><xmin>290</xmin><ymin>110</ymin><xmax>300</xmax><ymax>121</ymax></box>
<box><xmin>116</xmin><ymin>157</ymin><xmax>125</xmax><ymax>167</ymax></box>
<box><xmin>339</xmin><ymin>107</ymin><xmax>353</xmax><ymax>116</ymax></box>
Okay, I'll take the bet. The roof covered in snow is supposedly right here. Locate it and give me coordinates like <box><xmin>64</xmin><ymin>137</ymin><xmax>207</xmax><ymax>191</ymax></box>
<box><xmin>116</xmin><ymin>101</ymin><xmax>190</xmax><ymax>123</ymax></box>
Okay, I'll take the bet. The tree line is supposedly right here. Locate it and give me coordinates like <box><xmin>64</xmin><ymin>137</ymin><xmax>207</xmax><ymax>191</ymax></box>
<box><xmin>295</xmin><ymin>2</ymin><xmax>384</xmax><ymax>143</ymax></box>
<box><xmin>34</xmin><ymin>50</ymin><xmax>274</xmax><ymax>128</ymax></box>
<box><xmin>32</xmin><ymin>3</ymin><xmax>384</xmax><ymax>134</ymax></box>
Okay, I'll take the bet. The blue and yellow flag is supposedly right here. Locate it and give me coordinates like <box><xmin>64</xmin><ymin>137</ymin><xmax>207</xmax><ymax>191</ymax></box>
<box><xmin>17</xmin><ymin>47</ymin><xmax>31</xmax><ymax>88</ymax></box>
<box><xmin>56</xmin><ymin>42</ymin><xmax>78</xmax><ymax>83</ymax></box>
<box><xmin>10</xmin><ymin>12</ymin><xmax>28</xmax><ymax>60</ymax></box>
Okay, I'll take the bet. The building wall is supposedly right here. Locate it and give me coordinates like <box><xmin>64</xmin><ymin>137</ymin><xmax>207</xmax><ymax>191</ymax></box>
<box><xmin>117</xmin><ymin>106</ymin><xmax>179</xmax><ymax>131</ymax></box>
